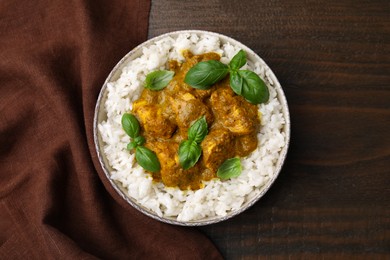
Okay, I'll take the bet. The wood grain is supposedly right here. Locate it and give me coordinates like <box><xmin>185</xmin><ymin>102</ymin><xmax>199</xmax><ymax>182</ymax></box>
<box><xmin>149</xmin><ymin>0</ymin><xmax>390</xmax><ymax>258</ymax></box>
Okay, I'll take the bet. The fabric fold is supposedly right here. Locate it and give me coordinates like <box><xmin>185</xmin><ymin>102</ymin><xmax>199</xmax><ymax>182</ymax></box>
<box><xmin>0</xmin><ymin>0</ymin><xmax>222</xmax><ymax>258</ymax></box>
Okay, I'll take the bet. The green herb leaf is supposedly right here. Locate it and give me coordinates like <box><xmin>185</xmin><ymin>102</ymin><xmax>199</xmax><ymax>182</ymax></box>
<box><xmin>230</xmin><ymin>70</ymin><xmax>243</xmax><ymax>95</ymax></box>
<box><xmin>178</xmin><ymin>116</ymin><xmax>209</xmax><ymax>170</ymax></box>
<box><xmin>184</xmin><ymin>60</ymin><xmax>229</xmax><ymax>90</ymax></box>
<box><xmin>187</xmin><ymin>116</ymin><xmax>208</xmax><ymax>143</ymax></box>
<box><xmin>134</xmin><ymin>136</ymin><xmax>145</xmax><ymax>146</ymax></box>
<box><xmin>121</xmin><ymin>113</ymin><xmax>140</xmax><ymax>138</ymax></box>
<box><xmin>178</xmin><ymin>140</ymin><xmax>202</xmax><ymax>170</ymax></box>
<box><xmin>127</xmin><ymin>141</ymin><xmax>137</xmax><ymax>151</ymax></box>
<box><xmin>238</xmin><ymin>70</ymin><xmax>269</xmax><ymax>104</ymax></box>
<box><xmin>217</xmin><ymin>158</ymin><xmax>242</xmax><ymax>180</ymax></box>
<box><xmin>145</xmin><ymin>70</ymin><xmax>174</xmax><ymax>90</ymax></box>
<box><xmin>229</xmin><ymin>50</ymin><xmax>246</xmax><ymax>70</ymax></box>
<box><xmin>135</xmin><ymin>146</ymin><xmax>161</xmax><ymax>173</ymax></box>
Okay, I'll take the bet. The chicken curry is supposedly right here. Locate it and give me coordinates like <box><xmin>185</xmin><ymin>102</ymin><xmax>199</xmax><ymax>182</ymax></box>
<box><xmin>131</xmin><ymin>51</ymin><xmax>260</xmax><ymax>190</ymax></box>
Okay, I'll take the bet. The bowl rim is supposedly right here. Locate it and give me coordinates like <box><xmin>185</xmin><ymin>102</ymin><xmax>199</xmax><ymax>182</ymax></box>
<box><xmin>93</xmin><ymin>30</ymin><xmax>291</xmax><ymax>226</ymax></box>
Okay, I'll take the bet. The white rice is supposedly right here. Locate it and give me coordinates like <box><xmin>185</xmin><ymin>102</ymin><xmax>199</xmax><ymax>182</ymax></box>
<box><xmin>98</xmin><ymin>33</ymin><xmax>286</xmax><ymax>221</ymax></box>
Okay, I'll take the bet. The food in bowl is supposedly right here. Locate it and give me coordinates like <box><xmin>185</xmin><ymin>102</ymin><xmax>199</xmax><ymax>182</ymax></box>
<box><xmin>97</xmin><ymin>31</ymin><xmax>288</xmax><ymax>223</ymax></box>
<box><xmin>122</xmin><ymin>49</ymin><xmax>267</xmax><ymax>190</ymax></box>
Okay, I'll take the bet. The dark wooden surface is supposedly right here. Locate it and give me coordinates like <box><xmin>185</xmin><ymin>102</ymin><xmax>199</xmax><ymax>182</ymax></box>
<box><xmin>149</xmin><ymin>0</ymin><xmax>390</xmax><ymax>259</ymax></box>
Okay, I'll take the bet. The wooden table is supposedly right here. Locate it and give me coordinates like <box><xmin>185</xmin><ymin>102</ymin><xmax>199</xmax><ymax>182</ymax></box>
<box><xmin>149</xmin><ymin>0</ymin><xmax>390</xmax><ymax>258</ymax></box>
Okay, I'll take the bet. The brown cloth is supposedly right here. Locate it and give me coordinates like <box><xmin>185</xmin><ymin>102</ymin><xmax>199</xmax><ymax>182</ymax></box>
<box><xmin>0</xmin><ymin>0</ymin><xmax>222</xmax><ymax>259</ymax></box>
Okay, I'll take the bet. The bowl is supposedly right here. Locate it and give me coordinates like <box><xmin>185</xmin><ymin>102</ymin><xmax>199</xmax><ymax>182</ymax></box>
<box><xmin>94</xmin><ymin>30</ymin><xmax>290</xmax><ymax>226</ymax></box>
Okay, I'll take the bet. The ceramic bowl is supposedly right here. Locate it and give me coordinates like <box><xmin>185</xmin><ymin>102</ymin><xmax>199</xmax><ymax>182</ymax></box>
<box><xmin>94</xmin><ymin>30</ymin><xmax>290</xmax><ymax>226</ymax></box>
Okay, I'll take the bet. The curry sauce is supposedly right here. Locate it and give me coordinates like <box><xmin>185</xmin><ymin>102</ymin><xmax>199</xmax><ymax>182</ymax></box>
<box><xmin>131</xmin><ymin>51</ymin><xmax>260</xmax><ymax>190</ymax></box>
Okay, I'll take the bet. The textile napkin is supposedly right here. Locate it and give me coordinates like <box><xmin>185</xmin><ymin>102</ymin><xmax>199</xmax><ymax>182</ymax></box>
<box><xmin>0</xmin><ymin>0</ymin><xmax>222</xmax><ymax>258</ymax></box>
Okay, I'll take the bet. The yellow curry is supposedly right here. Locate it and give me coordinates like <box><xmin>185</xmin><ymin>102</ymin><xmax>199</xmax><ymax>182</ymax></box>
<box><xmin>131</xmin><ymin>51</ymin><xmax>260</xmax><ymax>190</ymax></box>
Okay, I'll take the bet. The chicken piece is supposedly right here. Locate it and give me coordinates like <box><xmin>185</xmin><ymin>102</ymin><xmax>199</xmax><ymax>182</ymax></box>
<box><xmin>234</xmin><ymin>133</ymin><xmax>258</xmax><ymax>157</ymax></box>
<box><xmin>192</xmin><ymin>88</ymin><xmax>213</xmax><ymax>100</ymax></box>
<box><xmin>144</xmin><ymin>140</ymin><xmax>179</xmax><ymax>186</ymax></box>
<box><xmin>138</xmin><ymin>89</ymin><xmax>158</xmax><ymax>103</ymax></box>
<box><xmin>201</xmin><ymin>128</ymin><xmax>234</xmax><ymax>172</ymax></box>
<box><xmin>170</xmin><ymin>92</ymin><xmax>213</xmax><ymax>132</ymax></box>
<box><xmin>145</xmin><ymin>139</ymin><xmax>205</xmax><ymax>190</ymax></box>
<box><xmin>145</xmin><ymin>140</ymin><xmax>178</xmax><ymax>180</ymax></box>
<box><xmin>168</xmin><ymin>60</ymin><xmax>181</xmax><ymax>73</ymax></box>
<box><xmin>132</xmin><ymin>101</ymin><xmax>176</xmax><ymax>139</ymax></box>
<box><xmin>225</xmin><ymin>101</ymin><xmax>258</xmax><ymax>135</ymax></box>
<box><xmin>210</xmin><ymin>86</ymin><xmax>259</xmax><ymax>135</ymax></box>
<box><xmin>181</xmin><ymin>50</ymin><xmax>221</xmax><ymax>65</ymax></box>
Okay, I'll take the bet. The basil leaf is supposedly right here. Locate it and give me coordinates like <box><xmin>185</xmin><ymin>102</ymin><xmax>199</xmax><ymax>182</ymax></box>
<box><xmin>145</xmin><ymin>70</ymin><xmax>174</xmax><ymax>90</ymax></box>
<box><xmin>217</xmin><ymin>158</ymin><xmax>242</xmax><ymax>180</ymax></box>
<box><xmin>184</xmin><ymin>60</ymin><xmax>229</xmax><ymax>90</ymax></box>
<box><xmin>238</xmin><ymin>70</ymin><xmax>269</xmax><ymax>104</ymax></box>
<box><xmin>134</xmin><ymin>136</ymin><xmax>145</xmax><ymax>146</ymax></box>
<box><xmin>230</xmin><ymin>70</ymin><xmax>243</xmax><ymax>95</ymax></box>
<box><xmin>229</xmin><ymin>50</ymin><xmax>246</xmax><ymax>70</ymax></box>
<box><xmin>121</xmin><ymin>113</ymin><xmax>140</xmax><ymax>138</ymax></box>
<box><xmin>178</xmin><ymin>140</ymin><xmax>202</xmax><ymax>170</ymax></box>
<box><xmin>135</xmin><ymin>146</ymin><xmax>161</xmax><ymax>173</ymax></box>
<box><xmin>178</xmin><ymin>116</ymin><xmax>208</xmax><ymax>170</ymax></box>
<box><xmin>127</xmin><ymin>141</ymin><xmax>137</xmax><ymax>151</ymax></box>
<box><xmin>188</xmin><ymin>116</ymin><xmax>208</xmax><ymax>143</ymax></box>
